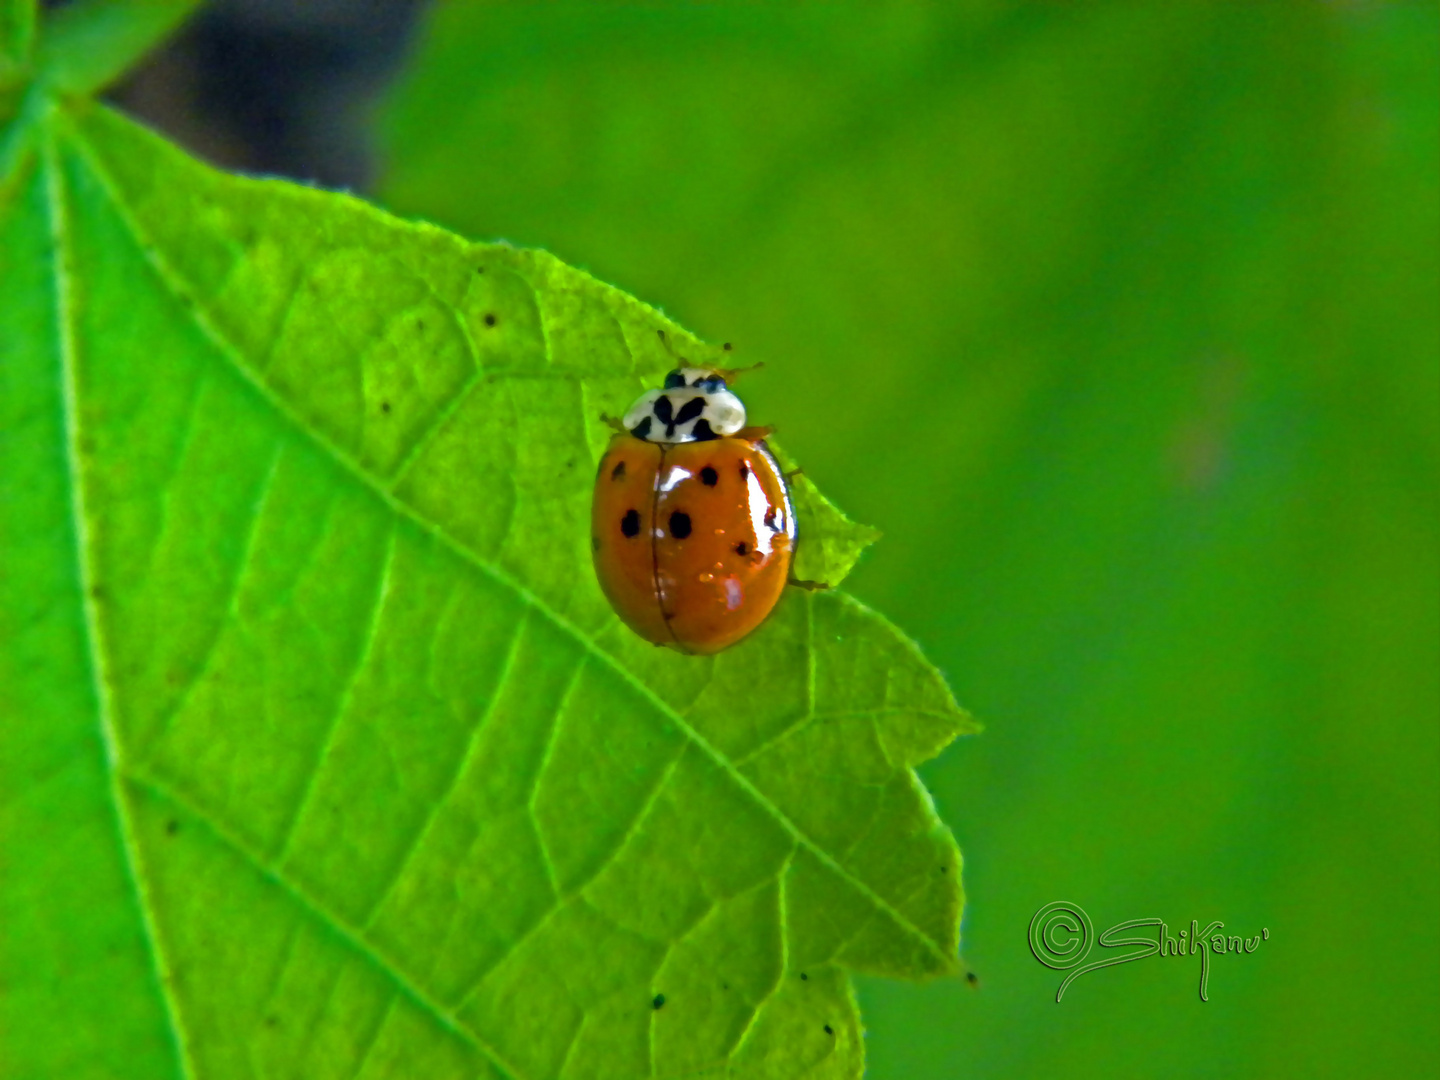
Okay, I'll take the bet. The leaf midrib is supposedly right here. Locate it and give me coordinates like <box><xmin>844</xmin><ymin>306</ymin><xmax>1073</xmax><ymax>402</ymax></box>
<box><xmin>59</xmin><ymin>99</ymin><xmax>954</xmax><ymax>1028</ymax></box>
<box><xmin>43</xmin><ymin>124</ymin><xmax>196</xmax><ymax>1080</ymax></box>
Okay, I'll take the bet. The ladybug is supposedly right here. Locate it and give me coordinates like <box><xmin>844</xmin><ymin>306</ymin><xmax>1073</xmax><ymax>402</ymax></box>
<box><xmin>592</xmin><ymin>362</ymin><xmax>801</xmax><ymax>654</ymax></box>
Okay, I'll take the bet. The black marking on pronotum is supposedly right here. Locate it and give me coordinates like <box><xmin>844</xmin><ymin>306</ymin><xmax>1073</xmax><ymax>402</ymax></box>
<box><xmin>734</xmin><ymin>540</ymin><xmax>749</xmax><ymax>556</ymax></box>
<box><xmin>691</xmin><ymin>419</ymin><xmax>716</xmax><ymax>441</ymax></box>
<box><xmin>621</xmin><ymin>509</ymin><xmax>641</xmax><ymax>538</ymax></box>
<box><xmin>611</xmin><ymin>460</ymin><xmax>627</xmax><ymax>481</ymax></box>
<box><xmin>698</xmin><ymin>375</ymin><xmax>726</xmax><ymax>393</ymax></box>
<box><xmin>652</xmin><ymin>993</ymin><xmax>666</xmax><ymax>1010</ymax></box>
<box><xmin>700</xmin><ymin>466</ymin><xmax>718</xmax><ymax>486</ymax></box>
<box><xmin>653</xmin><ymin>395</ymin><xmax>675</xmax><ymax>427</ymax></box>
<box><xmin>663</xmin><ymin>370</ymin><xmax>686</xmax><ymax>389</ymax></box>
<box><xmin>669</xmin><ymin>511</ymin><xmax>692</xmax><ymax>539</ymax></box>
<box><xmin>631</xmin><ymin>416</ymin><xmax>653</xmax><ymax>439</ymax></box>
<box><xmin>739</xmin><ymin>462</ymin><xmax>750</xmax><ymax>481</ymax></box>
<box><xmin>674</xmin><ymin>396</ymin><xmax>706</xmax><ymax>426</ymax></box>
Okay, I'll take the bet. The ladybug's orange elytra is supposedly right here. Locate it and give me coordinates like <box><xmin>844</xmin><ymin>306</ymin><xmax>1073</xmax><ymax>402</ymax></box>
<box><xmin>592</xmin><ymin>366</ymin><xmax>797</xmax><ymax>654</ymax></box>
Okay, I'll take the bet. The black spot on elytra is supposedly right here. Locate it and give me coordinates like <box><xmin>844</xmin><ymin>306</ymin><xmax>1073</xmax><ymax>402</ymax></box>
<box><xmin>669</xmin><ymin>511</ymin><xmax>692</xmax><ymax>539</ymax></box>
<box><xmin>611</xmin><ymin>460</ymin><xmax>627</xmax><ymax>481</ymax></box>
<box><xmin>734</xmin><ymin>540</ymin><xmax>749</xmax><ymax>556</ymax></box>
<box><xmin>621</xmin><ymin>509</ymin><xmax>641</xmax><ymax>538</ymax></box>
<box><xmin>824</xmin><ymin>1024</ymin><xmax>834</xmax><ymax>1036</ymax></box>
<box><xmin>700</xmin><ymin>466</ymin><xmax>718</xmax><ymax>486</ymax></box>
<box><xmin>674</xmin><ymin>396</ymin><xmax>706</xmax><ymax>425</ymax></box>
<box><xmin>483</xmin><ymin>313</ymin><xmax>497</xmax><ymax>327</ymax></box>
<box><xmin>691</xmin><ymin>418</ymin><xmax>716</xmax><ymax>441</ymax></box>
<box><xmin>652</xmin><ymin>993</ymin><xmax>666</xmax><ymax>1010</ymax></box>
<box><xmin>764</xmin><ymin>507</ymin><xmax>778</xmax><ymax>530</ymax></box>
<box><xmin>631</xmin><ymin>416</ymin><xmax>653</xmax><ymax>439</ymax></box>
<box><xmin>739</xmin><ymin>463</ymin><xmax>750</xmax><ymax>481</ymax></box>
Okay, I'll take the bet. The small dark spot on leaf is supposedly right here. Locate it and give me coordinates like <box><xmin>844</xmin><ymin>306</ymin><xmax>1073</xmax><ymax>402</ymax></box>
<box><xmin>723</xmin><ymin>342</ymin><xmax>733</xmax><ymax>351</ymax></box>
<box><xmin>476</xmin><ymin>266</ymin><xmax>485</xmax><ymax>273</ymax></box>
<box><xmin>722</xmin><ymin>982</ymin><xmax>729</xmax><ymax>990</ymax></box>
<box><xmin>966</xmin><ymin>971</ymin><xmax>979</xmax><ymax>987</ymax></box>
<box><xmin>90</xmin><ymin>585</ymin><xmax>105</xmax><ymax>601</ymax></box>
<box><xmin>165</xmin><ymin>820</ymin><xmax>179</xmax><ymax>836</ymax></box>
<box><xmin>265</xmin><ymin>1016</ymin><xmax>278</xmax><ymax>1028</ymax></box>
<box><xmin>669</xmin><ymin>511</ymin><xmax>692</xmax><ymax>539</ymax></box>
<box><xmin>381</xmin><ymin>401</ymin><xmax>391</xmax><ymax>414</ymax></box>
<box><xmin>416</xmin><ymin>319</ymin><xmax>425</xmax><ymax>330</ymax></box>
<box><xmin>591</xmin><ymin>536</ymin><xmax>600</xmax><ymax>552</ymax></box>
<box><xmin>800</xmin><ymin>972</ymin><xmax>808</xmax><ymax>981</ymax></box>
<box><xmin>824</xmin><ymin>1024</ymin><xmax>833</xmax><ymax>1036</ymax></box>
<box><xmin>734</xmin><ymin>540</ymin><xmax>749</xmax><ymax>556</ymax></box>
<box><xmin>700</xmin><ymin>465</ymin><xmax>718</xmax><ymax>486</ymax></box>
<box><xmin>484</xmin><ymin>313</ymin><xmax>498</xmax><ymax>328</ymax></box>
<box><xmin>621</xmin><ymin>509</ymin><xmax>641</xmax><ymax>538</ymax></box>
<box><xmin>939</xmin><ymin>865</ymin><xmax>946</xmax><ymax>874</ymax></box>
<box><xmin>652</xmin><ymin>993</ymin><xmax>665</xmax><ymax>1010</ymax></box>
<box><xmin>611</xmin><ymin>460</ymin><xmax>627</xmax><ymax>481</ymax></box>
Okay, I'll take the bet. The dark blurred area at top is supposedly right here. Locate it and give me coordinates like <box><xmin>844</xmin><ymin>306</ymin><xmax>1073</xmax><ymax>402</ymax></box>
<box><xmin>69</xmin><ymin>0</ymin><xmax>427</xmax><ymax>190</ymax></box>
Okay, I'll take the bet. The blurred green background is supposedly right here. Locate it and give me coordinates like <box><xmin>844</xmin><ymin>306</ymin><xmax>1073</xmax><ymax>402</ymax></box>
<box><xmin>125</xmin><ymin>1</ymin><xmax>1439</xmax><ymax>1075</ymax></box>
<box><xmin>372</xmin><ymin>4</ymin><xmax>1437</xmax><ymax>1077</ymax></box>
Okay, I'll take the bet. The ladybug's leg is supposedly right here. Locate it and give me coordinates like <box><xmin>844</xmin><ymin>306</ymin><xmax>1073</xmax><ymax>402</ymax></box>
<box><xmin>783</xmin><ymin>466</ymin><xmax>805</xmax><ymax>483</ymax></box>
<box><xmin>787</xmin><ymin>576</ymin><xmax>830</xmax><ymax>591</ymax></box>
<box><xmin>735</xmin><ymin>425</ymin><xmax>774</xmax><ymax>442</ymax></box>
<box><xmin>598</xmin><ymin>413</ymin><xmax>628</xmax><ymax>435</ymax></box>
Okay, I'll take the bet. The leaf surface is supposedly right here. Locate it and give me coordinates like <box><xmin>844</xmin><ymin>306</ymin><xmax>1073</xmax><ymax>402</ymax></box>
<box><xmin>0</xmin><ymin>94</ymin><xmax>972</xmax><ymax>1079</ymax></box>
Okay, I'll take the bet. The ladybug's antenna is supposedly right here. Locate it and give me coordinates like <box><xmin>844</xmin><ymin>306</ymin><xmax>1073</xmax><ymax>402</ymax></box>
<box><xmin>656</xmin><ymin>328</ymin><xmax>690</xmax><ymax>366</ymax></box>
<box><xmin>658</xmin><ymin>329</ymin><xmax>764</xmax><ymax>381</ymax></box>
<box><xmin>713</xmin><ymin>358</ymin><xmax>765</xmax><ymax>383</ymax></box>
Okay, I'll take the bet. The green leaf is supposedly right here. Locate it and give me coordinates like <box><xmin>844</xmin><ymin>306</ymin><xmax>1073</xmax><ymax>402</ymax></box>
<box><xmin>0</xmin><ymin>90</ymin><xmax>972</xmax><ymax>1079</ymax></box>
<box><xmin>35</xmin><ymin>0</ymin><xmax>205</xmax><ymax>97</ymax></box>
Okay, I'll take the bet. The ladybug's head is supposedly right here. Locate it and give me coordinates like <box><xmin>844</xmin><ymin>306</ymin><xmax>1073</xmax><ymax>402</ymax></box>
<box><xmin>622</xmin><ymin>368</ymin><xmax>747</xmax><ymax>443</ymax></box>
